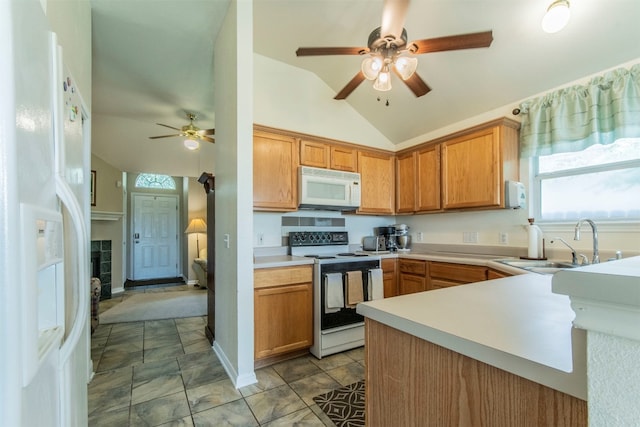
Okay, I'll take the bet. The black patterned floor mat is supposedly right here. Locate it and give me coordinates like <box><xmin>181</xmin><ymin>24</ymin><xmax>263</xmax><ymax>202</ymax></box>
<box><xmin>313</xmin><ymin>380</ymin><xmax>365</xmax><ymax>427</ymax></box>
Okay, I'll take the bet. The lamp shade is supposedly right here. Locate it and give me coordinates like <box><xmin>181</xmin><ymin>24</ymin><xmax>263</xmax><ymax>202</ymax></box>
<box><xmin>361</xmin><ymin>56</ymin><xmax>383</xmax><ymax>80</ymax></box>
<box><xmin>184</xmin><ymin>218</ymin><xmax>207</xmax><ymax>234</ymax></box>
<box><xmin>183</xmin><ymin>137</ymin><xmax>200</xmax><ymax>151</ymax></box>
<box><xmin>373</xmin><ymin>66</ymin><xmax>392</xmax><ymax>91</ymax></box>
<box><xmin>394</xmin><ymin>56</ymin><xmax>418</xmax><ymax>80</ymax></box>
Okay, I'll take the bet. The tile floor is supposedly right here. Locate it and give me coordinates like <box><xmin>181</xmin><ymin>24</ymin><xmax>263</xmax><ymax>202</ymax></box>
<box><xmin>89</xmin><ymin>286</ymin><xmax>364</xmax><ymax>426</ymax></box>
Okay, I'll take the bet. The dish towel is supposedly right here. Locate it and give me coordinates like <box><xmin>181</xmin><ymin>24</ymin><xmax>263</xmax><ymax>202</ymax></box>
<box><xmin>346</xmin><ymin>271</ymin><xmax>364</xmax><ymax>307</ymax></box>
<box><xmin>368</xmin><ymin>268</ymin><xmax>384</xmax><ymax>301</ymax></box>
<box><xmin>324</xmin><ymin>273</ymin><xmax>344</xmax><ymax>313</ymax></box>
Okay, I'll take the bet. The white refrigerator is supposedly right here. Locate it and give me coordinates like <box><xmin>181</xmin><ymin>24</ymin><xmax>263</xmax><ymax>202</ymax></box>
<box><xmin>0</xmin><ymin>0</ymin><xmax>91</xmax><ymax>425</ymax></box>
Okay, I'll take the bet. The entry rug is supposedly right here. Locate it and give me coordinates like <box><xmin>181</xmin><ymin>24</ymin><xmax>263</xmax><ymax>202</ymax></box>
<box><xmin>100</xmin><ymin>289</ymin><xmax>206</xmax><ymax>324</ymax></box>
<box><xmin>313</xmin><ymin>380</ymin><xmax>365</xmax><ymax>427</ymax></box>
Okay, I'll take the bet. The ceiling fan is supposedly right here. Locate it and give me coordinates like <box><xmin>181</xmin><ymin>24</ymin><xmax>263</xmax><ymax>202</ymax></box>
<box><xmin>295</xmin><ymin>0</ymin><xmax>493</xmax><ymax>100</ymax></box>
<box><xmin>149</xmin><ymin>112</ymin><xmax>215</xmax><ymax>150</ymax></box>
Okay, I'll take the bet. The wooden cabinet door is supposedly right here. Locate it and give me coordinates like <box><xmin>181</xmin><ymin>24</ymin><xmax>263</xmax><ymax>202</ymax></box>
<box><xmin>253</xmin><ymin>130</ymin><xmax>299</xmax><ymax>211</ymax></box>
<box><xmin>429</xmin><ymin>262</ymin><xmax>488</xmax><ymax>289</ymax></box>
<box><xmin>381</xmin><ymin>258</ymin><xmax>397</xmax><ymax>298</ymax></box>
<box><xmin>416</xmin><ymin>145</ymin><xmax>441</xmax><ymax>212</ymax></box>
<box><xmin>396</xmin><ymin>152</ymin><xmax>416</xmax><ymax>213</ymax></box>
<box><xmin>254</xmin><ymin>283</ymin><xmax>313</xmax><ymax>360</ymax></box>
<box><xmin>300</xmin><ymin>139</ymin><xmax>329</xmax><ymax>168</ymax></box>
<box><xmin>441</xmin><ymin>127</ymin><xmax>501</xmax><ymax>209</ymax></box>
<box><xmin>358</xmin><ymin>150</ymin><xmax>395</xmax><ymax>214</ymax></box>
<box><xmin>330</xmin><ymin>146</ymin><xmax>357</xmax><ymax>172</ymax></box>
<box><xmin>398</xmin><ymin>273</ymin><xmax>426</xmax><ymax>295</ymax></box>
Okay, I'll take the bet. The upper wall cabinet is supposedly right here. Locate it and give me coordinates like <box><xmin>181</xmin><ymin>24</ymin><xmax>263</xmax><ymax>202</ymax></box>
<box><xmin>358</xmin><ymin>150</ymin><xmax>395</xmax><ymax>215</ymax></box>
<box><xmin>300</xmin><ymin>139</ymin><xmax>357</xmax><ymax>172</ymax></box>
<box><xmin>395</xmin><ymin>152</ymin><xmax>416</xmax><ymax>214</ymax></box>
<box><xmin>416</xmin><ymin>145</ymin><xmax>441</xmax><ymax>212</ymax></box>
<box><xmin>396</xmin><ymin>118</ymin><xmax>519</xmax><ymax>213</ymax></box>
<box><xmin>441</xmin><ymin>119</ymin><xmax>519</xmax><ymax>210</ymax></box>
<box><xmin>396</xmin><ymin>145</ymin><xmax>441</xmax><ymax>214</ymax></box>
<box><xmin>254</xmin><ymin>129</ymin><xmax>299</xmax><ymax>211</ymax></box>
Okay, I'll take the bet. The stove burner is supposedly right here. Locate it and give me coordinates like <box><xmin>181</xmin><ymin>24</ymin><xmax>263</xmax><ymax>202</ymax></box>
<box><xmin>336</xmin><ymin>252</ymin><xmax>355</xmax><ymax>256</ymax></box>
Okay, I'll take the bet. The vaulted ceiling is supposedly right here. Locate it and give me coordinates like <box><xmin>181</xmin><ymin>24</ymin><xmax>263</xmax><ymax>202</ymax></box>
<box><xmin>90</xmin><ymin>0</ymin><xmax>640</xmax><ymax>177</ymax></box>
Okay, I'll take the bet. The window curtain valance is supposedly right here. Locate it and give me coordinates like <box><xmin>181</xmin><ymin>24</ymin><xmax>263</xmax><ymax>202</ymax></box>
<box><xmin>519</xmin><ymin>63</ymin><xmax>640</xmax><ymax>158</ymax></box>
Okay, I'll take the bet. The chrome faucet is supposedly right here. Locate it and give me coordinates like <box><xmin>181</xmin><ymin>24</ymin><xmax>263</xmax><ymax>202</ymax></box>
<box><xmin>550</xmin><ymin>237</ymin><xmax>578</xmax><ymax>265</ymax></box>
<box><xmin>574</xmin><ymin>219</ymin><xmax>599</xmax><ymax>264</ymax></box>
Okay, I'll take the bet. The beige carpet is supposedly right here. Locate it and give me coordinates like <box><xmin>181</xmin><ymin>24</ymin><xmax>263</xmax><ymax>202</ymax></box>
<box><xmin>100</xmin><ymin>289</ymin><xmax>207</xmax><ymax>324</ymax></box>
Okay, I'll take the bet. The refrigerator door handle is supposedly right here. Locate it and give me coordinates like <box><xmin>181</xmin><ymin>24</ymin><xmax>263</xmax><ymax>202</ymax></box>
<box><xmin>55</xmin><ymin>175</ymin><xmax>88</xmax><ymax>365</ymax></box>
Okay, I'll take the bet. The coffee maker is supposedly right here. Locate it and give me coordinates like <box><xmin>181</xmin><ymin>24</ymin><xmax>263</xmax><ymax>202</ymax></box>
<box><xmin>376</xmin><ymin>226</ymin><xmax>397</xmax><ymax>252</ymax></box>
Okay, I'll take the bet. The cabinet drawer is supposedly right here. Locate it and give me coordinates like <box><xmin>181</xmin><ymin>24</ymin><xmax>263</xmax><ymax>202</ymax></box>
<box><xmin>254</xmin><ymin>265</ymin><xmax>313</xmax><ymax>289</ymax></box>
<box><xmin>399</xmin><ymin>259</ymin><xmax>426</xmax><ymax>275</ymax></box>
<box><xmin>488</xmin><ymin>268</ymin><xmax>512</xmax><ymax>280</ymax></box>
<box><xmin>381</xmin><ymin>258</ymin><xmax>397</xmax><ymax>273</ymax></box>
<box><xmin>429</xmin><ymin>262</ymin><xmax>487</xmax><ymax>283</ymax></box>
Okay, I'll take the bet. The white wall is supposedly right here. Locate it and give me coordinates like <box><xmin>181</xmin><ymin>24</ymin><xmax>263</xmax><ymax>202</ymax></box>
<box><xmin>213</xmin><ymin>0</ymin><xmax>256</xmax><ymax>388</ymax></box>
<box><xmin>254</xmin><ymin>54</ymin><xmax>394</xmax><ymax>151</ymax></box>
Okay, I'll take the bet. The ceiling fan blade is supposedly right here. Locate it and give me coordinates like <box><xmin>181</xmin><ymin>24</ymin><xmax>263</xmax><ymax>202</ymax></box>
<box><xmin>410</xmin><ymin>31</ymin><xmax>493</xmax><ymax>54</ymax></box>
<box><xmin>200</xmin><ymin>136</ymin><xmax>215</xmax><ymax>143</ymax></box>
<box><xmin>296</xmin><ymin>47</ymin><xmax>368</xmax><ymax>56</ymax></box>
<box><xmin>156</xmin><ymin>123</ymin><xmax>181</xmax><ymax>131</ymax></box>
<box><xmin>397</xmin><ymin>70</ymin><xmax>431</xmax><ymax>97</ymax></box>
<box><xmin>197</xmin><ymin>128</ymin><xmax>215</xmax><ymax>136</ymax></box>
<box><xmin>334</xmin><ymin>71</ymin><xmax>366</xmax><ymax>100</ymax></box>
<box><xmin>380</xmin><ymin>0</ymin><xmax>409</xmax><ymax>40</ymax></box>
<box><xmin>149</xmin><ymin>134</ymin><xmax>181</xmax><ymax>139</ymax></box>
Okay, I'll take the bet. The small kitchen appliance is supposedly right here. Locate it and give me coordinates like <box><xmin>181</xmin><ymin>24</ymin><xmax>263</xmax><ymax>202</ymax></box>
<box><xmin>395</xmin><ymin>224</ymin><xmax>411</xmax><ymax>251</ymax></box>
<box><xmin>289</xmin><ymin>231</ymin><xmax>382</xmax><ymax>358</ymax></box>
<box><xmin>363</xmin><ymin>235</ymin><xmax>386</xmax><ymax>251</ymax></box>
<box><xmin>376</xmin><ymin>226</ymin><xmax>397</xmax><ymax>251</ymax></box>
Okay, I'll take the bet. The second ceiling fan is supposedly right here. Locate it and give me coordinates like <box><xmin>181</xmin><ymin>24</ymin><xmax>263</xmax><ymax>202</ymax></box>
<box><xmin>295</xmin><ymin>0</ymin><xmax>493</xmax><ymax>100</ymax></box>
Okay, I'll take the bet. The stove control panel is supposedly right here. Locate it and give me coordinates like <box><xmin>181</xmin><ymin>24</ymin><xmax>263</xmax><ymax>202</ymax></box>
<box><xmin>289</xmin><ymin>231</ymin><xmax>348</xmax><ymax>247</ymax></box>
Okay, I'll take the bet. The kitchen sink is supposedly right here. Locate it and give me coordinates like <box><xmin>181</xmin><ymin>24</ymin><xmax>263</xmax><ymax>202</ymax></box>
<box><xmin>497</xmin><ymin>259</ymin><xmax>578</xmax><ymax>274</ymax></box>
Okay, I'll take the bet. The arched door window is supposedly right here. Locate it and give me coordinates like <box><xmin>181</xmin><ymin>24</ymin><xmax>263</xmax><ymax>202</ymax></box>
<box><xmin>134</xmin><ymin>173</ymin><xmax>176</xmax><ymax>190</ymax></box>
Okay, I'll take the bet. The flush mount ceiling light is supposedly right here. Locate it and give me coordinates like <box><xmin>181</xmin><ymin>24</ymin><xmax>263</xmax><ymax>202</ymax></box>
<box><xmin>542</xmin><ymin>0</ymin><xmax>571</xmax><ymax>33</ymax></box>
<box><xmin>183</xmin><ymin>136</ymin><xmax>200</xmax><ymax>151</ymax></box>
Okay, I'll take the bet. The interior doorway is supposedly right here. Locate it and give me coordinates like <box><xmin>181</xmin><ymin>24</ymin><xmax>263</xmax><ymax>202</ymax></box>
<box><xmin>130</xmin><ymin>193</ymin><xmax>179</xmax><ymax>280</ymax></box>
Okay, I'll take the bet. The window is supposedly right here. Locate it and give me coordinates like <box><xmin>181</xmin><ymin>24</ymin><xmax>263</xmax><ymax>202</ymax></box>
<box><xmin>533</xmin><ymin>138</ymin><xmax>640</xmax><ymax>221</ymax></box>
<box><xmin>134</xmin><ymin>173</ymin><xmax>176</xmax><ymax>190</ymax></box>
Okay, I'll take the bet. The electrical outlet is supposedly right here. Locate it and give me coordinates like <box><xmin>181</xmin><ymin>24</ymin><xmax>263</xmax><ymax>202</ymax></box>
<box><xmin>463</xmin><ymin>231</ymin><xmax>478</xmax><ymax>243</ymax></box>
<box><xmin>499</xmin><ymin>232</ymin><xmax>509</xmax><ymax>245</ymax></box>
<box><xmin>417</xmin><ymin>232</ymin><xmax>424</xmax><ymax>242</ymax></box>
<box><xmin>257</xmin><ymin>233</ymin><xmax>264</xmax><ymax>246</ymax></box>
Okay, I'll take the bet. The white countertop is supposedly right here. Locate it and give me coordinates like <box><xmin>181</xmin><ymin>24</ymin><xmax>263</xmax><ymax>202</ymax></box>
<box><xmin>553</xmin><ymin>256</ymin><xmax>640</xmax><ymax>306</ymax></box>
<box><xmin>253</xmin><ymin>255</ymin><xmax>314</xmax><ymax>269</ymax></box>
<box><xmin>357</xmin><ymin>273</ymin><xmax>587</xmax><ymax>399</ymax></box>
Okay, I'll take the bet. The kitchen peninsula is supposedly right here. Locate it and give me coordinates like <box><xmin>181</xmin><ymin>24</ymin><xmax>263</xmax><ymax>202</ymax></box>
<box><xmin>357</xmin><ymin>271</ymin><xmax>588</xmax><ymax>426</ymax></box>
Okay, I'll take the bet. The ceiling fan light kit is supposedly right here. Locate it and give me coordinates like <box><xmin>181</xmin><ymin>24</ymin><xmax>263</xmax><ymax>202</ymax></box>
<box><xmin>149</xmin><ymin>112</ymin><xmax>215</xmax><ymax>148</ymax></box>
<box><xmin>542</xmin><ymin>0</ymin><xmax>571</xmax><ymax>33</ymax></box>
<box><xmin>373</xmin><ymin>66</ymin><xmax>393</xmax><ymax>91</ymax></box>
<box><xmin>183</xmin><ymin>137</ymin><xmax>200</xmax><ymax>151</ymax></box>
<box><xmin>295</xmin><ymin>0</ymin><xmax>493</xmax><ymax>100</ymax></box>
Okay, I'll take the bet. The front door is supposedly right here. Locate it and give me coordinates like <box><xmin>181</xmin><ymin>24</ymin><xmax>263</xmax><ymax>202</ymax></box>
<box><xmin>131</xmin><ymin>194</ymin><xmax>179</xmax><ymax>280</ymax></box>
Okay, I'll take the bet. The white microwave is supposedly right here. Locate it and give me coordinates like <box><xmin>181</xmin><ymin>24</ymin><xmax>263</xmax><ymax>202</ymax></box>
<box><xmin>298</xmin><ymin>166</ymin><xmax>361</xmax><ymax>210</ymax></box>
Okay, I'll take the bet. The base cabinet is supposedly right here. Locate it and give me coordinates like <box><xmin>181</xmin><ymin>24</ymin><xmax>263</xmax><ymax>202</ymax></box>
<box><xmin>381</xmin><ymin>258</ymin><xmax>397</xmax><ymax>298</ymax></box>
<box><xmin>488</xmin><ymin>268</ymin><xmax>513</xmax><ymax>280</ymax></box>
<box><xmin>429</xmin><ymin>261</ymin><xmax>488</xmax><ymax>289</ymax></box>
<box><xmin>398</xmin><ymin>259</ymin><xmax>427</xmax><ymax>295</ymax></box>
<box><xmin>254</xmin><ymin>266</ymin><xmax>313</xmax><ymax>362</ymax></box>
<box><xmin>365</xmin><ymin>319</ymin><xmax>587</xmax><ymax>426</ymax></box>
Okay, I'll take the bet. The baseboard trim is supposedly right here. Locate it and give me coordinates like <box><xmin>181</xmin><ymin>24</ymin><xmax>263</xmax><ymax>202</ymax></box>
<box><xmin>213</xmin><ymin>341</ymin><xmax>257</xmax><ymax>389</ymax></box>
